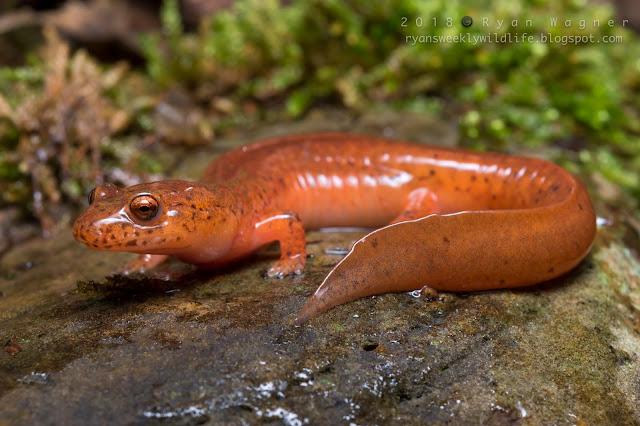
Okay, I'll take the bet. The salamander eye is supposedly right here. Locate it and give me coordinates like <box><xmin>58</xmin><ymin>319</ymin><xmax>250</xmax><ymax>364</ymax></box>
<box><xmin>130</xmin><ymin>195</ymin><xmax>160</xmax><ymax>221</ymax></box>
<box><xmin>88</xmin><ymin>188</ymin><xmax>96</xmax><ymax>205</ymax></box>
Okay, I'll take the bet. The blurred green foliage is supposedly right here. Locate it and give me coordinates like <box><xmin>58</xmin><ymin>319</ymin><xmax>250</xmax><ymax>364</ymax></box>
<box><xmin>139</xmin><ymin>0</ymin><xmax>640</xmax><ymax>202</ymax></box>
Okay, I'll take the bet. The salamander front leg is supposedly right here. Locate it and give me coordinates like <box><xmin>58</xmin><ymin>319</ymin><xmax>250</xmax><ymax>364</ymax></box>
<box><xmin>115</xmin><ymin>254</ymin><xmax>169</xmax><ymax>275</ymax></box>
<box><xmin>252</xmin><ymin>212</ymin><xmax>306</xmax><ymax>277</ymax></box>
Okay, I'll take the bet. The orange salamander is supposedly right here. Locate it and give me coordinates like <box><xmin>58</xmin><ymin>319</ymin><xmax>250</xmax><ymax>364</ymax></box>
<box><xmin>72</xmin><ymin>133</ymin><xmax>596</xmax><ymax>324</ymax></box>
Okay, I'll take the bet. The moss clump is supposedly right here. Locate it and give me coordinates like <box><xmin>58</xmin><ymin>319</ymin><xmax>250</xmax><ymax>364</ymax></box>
<box><xmin>140</xmin><ymin>0</ymin><xmax>640</xmax><ymax>205</ymax></box>
<box><xmin>0</xmin><ymin>30</ymin><xmax>166</xmax><ymax>232</ymax></box>
<box><xmin>0</xmin><ymin>28</ymin><xmax>132</xmax><ymax>233</ymax></box>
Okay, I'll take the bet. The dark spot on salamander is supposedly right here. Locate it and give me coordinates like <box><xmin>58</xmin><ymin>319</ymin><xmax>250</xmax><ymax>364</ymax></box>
<box><xmin>207</xmin><ymin>215</ymin><xmax>212</xmax><ymax>220</ymax></box>
<box><xmin>182</xmin><ymin>223</ymin><xmax>192</xmax><ymax>232</ymax></box>
<box><xmin>371</xmin><ymin>238</ymin><xmax>378</xmax><ymax>248</ymax></box>
<box><xmin>142</xmin><ymin>241</ymin><xmax>148</xmax><ymax>246</ymax></box>
<box><xmin>191</xmin><ymin>212</ymin><xmax>196</xmax><ymax>220</ymax></box>
<box><xmin>443</xmin><ymin>236</ymin><xmax>450</xmax><ymax>244</ymax></box>
<box><xmin>124</xmin><ymin>232</ymin><xmax>128</xmax><ymax>237</ymax></box>
<box><xmin>93</xmin><ymin>238</ymin><xmax>99</xmax><ymax>243</ymax></box>
<box><xmin>191</xmin><ymin>204</ymin><xmax>196</xmax><ymax>209</ymax></box>
<box><xmin>161</xmin><ymin>238</ymin><xmax>166</xmax><ymax>243</ymax></box>
<box><xmin>551</xmin><ymin>184</ymin><xmax>559</xmax><ymax>192</ymax></box>
<box><xmin>176</xmin><ymin>236</ymin><xmax>181</xmax><ymax>241</ymax></box>
<box><xmin>484</xmin><ymin>177</ymin><xmax>489</xmax><ymax>183</ymax></box>
<box><xmin>104</xmin><ymin>245</ymin><xmax>112</xmax><ymax>249</ymax></box>
<box><xmin>147</xmin><ymin>229</ymin><xmax>153</xmax><ymax>234</ymax></box>
<box><xmin>471</xmin><ymin>175</ymin><xmax>477</xmax><ymax>182</ymax></box>
<box><xmin>499</xmin><ymin>279</ymin><xmax>506</xmax><ymax>285</ymax></box>
<box><xmin>125</xmin><ymin>240</ymin><xmax>137</xmax><ymax>247</ymax></box>
<box><xmin>429</xmin><ymin>169</ymin><xmax>435</xmax><ymax>176</ymax></box>
<box><xmin>455</xmin><ymin>186</ymin><xmax>461</xmax><ymax>192</ymax></box>
<box><xmin>491</xmin><ymin>194</ymin><xmax>497</xmax><ymax>200</ymax></box>
<box><xmin>110</xmin><ymin>235</ymin><xmax>116</xmax><ymax>240</ymax></box>
<box><xmin>102</xmin><ymin>238</ymin><xmax>108</xmax><ymax>244</ymax></box>
<box><xmin>578</xmin><ymin>203</ymin><xmax>583</xmax><ymax>210</ymax></box>
<box><xmin>548</xmin><ymin>267</ymin><xmax>554</xmax><ymax>273</ymax></box>
<box><xmin>134</xmin><ymin>231</ymin><xmax>140</xmax><ymax>237</ymax></box>
<box><xmin>504</xmin><ymin>259</ymin><xmax>508</xmax><ymax>265</ymax></box>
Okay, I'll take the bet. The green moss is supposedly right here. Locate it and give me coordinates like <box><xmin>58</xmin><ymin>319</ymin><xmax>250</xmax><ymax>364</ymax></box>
<box><xmin>137</xmin><ymin>0</ymin><xmax>639</xmax><ymax>203</ymax></box>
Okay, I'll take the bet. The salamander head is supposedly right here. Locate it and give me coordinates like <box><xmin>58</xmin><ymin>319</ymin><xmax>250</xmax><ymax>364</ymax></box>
<box><xmin>73</xmin><ymin>181</ymin><xmax>237</xmax><ymax>256</ymax></box>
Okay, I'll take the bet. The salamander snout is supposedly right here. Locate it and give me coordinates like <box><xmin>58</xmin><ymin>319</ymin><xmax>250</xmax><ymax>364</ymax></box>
<box><xmin>73</xmin><ymin>182</ymin><xmax>131</xmax><ymax>250</ymax></box>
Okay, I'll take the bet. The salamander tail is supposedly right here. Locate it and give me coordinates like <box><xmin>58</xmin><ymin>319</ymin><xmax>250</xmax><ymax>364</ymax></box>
<box><xmin>294</xmin><ymin>222</ymin><xmax>421</xmax><ymax>325</ymax></box>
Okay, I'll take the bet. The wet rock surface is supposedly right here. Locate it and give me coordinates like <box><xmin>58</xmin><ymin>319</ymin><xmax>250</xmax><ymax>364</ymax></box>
<box><xmin>1</xmin><ymin>114</ymin><xmax>639</xmax><ymax>425</ymax></box>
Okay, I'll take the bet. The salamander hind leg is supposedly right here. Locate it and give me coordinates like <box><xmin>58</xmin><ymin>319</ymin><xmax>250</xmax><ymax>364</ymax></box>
<box><xmin>390</xmin><ymin>187</ymin><xmax>440</xmax><ymax>224</ymax></box>
<box><xmin>115</xmin><ymin>254</ymin><xmax>169</xmax><ymax>275</ymax></box>
<box><xmin>251</xmin><ymin>212</ymin><xmax>306</xmax><ymax>278</ymax></box>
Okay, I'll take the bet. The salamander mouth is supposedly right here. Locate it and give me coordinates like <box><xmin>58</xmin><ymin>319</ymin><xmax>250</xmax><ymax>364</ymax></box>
<box><xmin>72</xmin><ymin>222</ymin><xmax>191</xmax><ymax>253</ymax></box>
<box><xmin>74</xmin><ymin>234</ymin><xmax>193</xmax><ymax>254</ymax></box>
<box><xmin>121</xmin><ymin>244</ymin><xmax>194</xmax><ymax>255</ymax></box>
